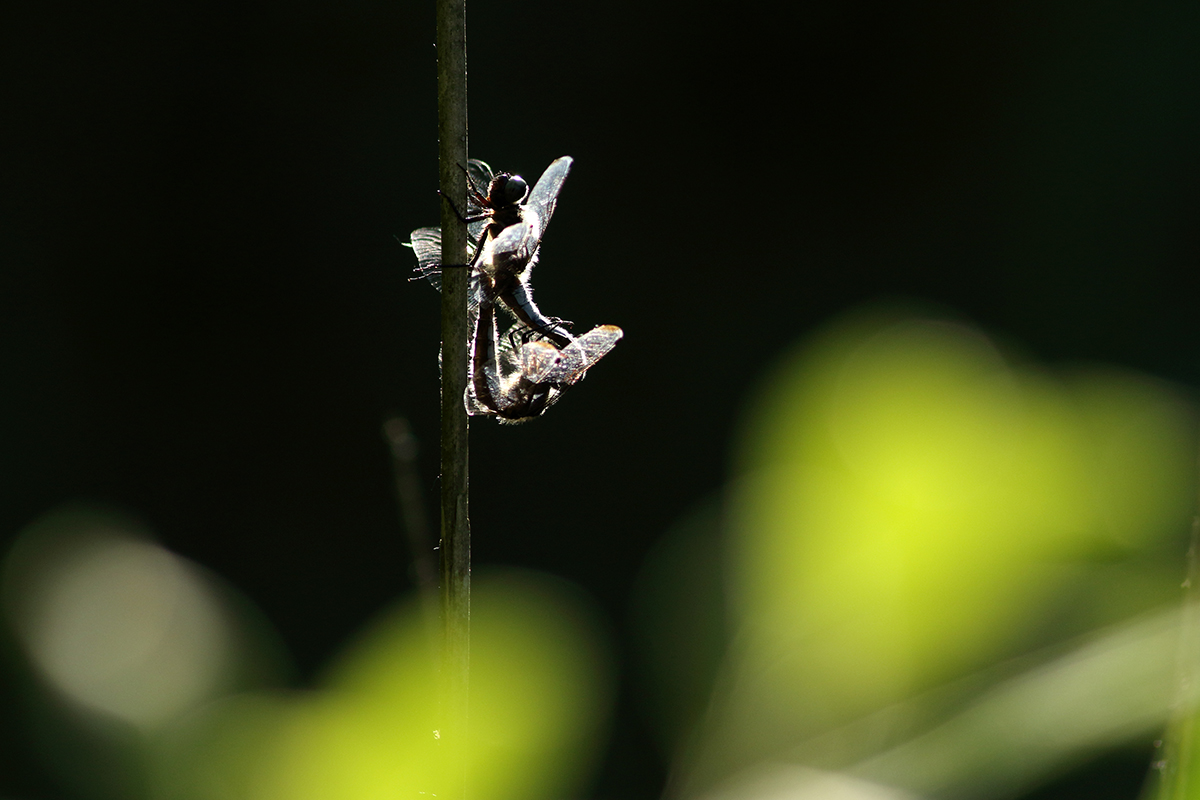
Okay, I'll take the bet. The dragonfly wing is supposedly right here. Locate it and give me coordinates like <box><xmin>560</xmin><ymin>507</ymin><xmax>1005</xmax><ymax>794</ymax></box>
<box><xmin>409</xmin><ymin>226</ymin><xmax>485</xmax><ymax>312</ymax></box>
<box><xmin>518</xmin><ymin>340</ymin><xmax>561</xmax><ymax>379</ymax></box>
<box><xmin>526</xmin><ymin>156</ymin><xmax>572</xmax><ymax>238</ymax></box>
<box><xmin>535</xmin><ymin>325</ymin><xmax>623</xmax><ymax>386</ymax></box>
<box><xmin>574</xmin><ymin>325</ymin><xmax>624</xmax><ymax>366</ymax></box>
<box><xmin>466</xmin><ymin>159</ymin><xmax>493</xmax><ymax>193</ymax></box>
<box><xmin>484</xmin><ymin>157</ymin><xmax>569</xmax><ymax>285</ymax></box>
<box><xmin>467</xmin><ymin>216</ymin><xmax>489</xmax><ymax>246</ymax></box>
<box><xmin>487</xmin><ymin>215</ymin><xmax>540</xmax><ymax>281</ymax></box>
<box><xmin>409</xmin><ymin>227</ymin><xmax>444</xmax><ymax>288</ymax></box>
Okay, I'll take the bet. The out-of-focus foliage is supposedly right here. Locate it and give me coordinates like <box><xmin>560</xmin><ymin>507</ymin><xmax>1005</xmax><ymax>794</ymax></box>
<box><xmin>206</xmin><ymin>570</ymin><xmax>613</xmax><ymax>800</ymax></box>
<box><xmin>1</xmin><ymin>508</ymin><xmax>613</xmax><ymax>800</ymax></box>
<box><xmin>6</xmin><ymin>308</ymin><xmax>1199</xmax><ymax>800</ymax></box>
<box><xmin>1</xmin><ymin>507</ymin><xmax>261</xmax><ymax>729</ymax></box>
<box><xmin>653</xmin><ymin>310</ymin><xmax>1198</xmax><ymax>799</ymax></box>
<box><xmin>735</xmin><ymin>313</ymin><xmax>1191</xmax><ymax>698</ymax></box>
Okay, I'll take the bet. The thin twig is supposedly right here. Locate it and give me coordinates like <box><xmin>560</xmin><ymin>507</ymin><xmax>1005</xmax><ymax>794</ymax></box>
<box><xmin>435</xmin><ymin>0</ymin><xmax>470</xmax><ymax>793</ymax></box>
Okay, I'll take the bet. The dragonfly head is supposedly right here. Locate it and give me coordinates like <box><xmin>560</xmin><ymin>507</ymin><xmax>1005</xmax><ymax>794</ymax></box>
<box><xmin>488</xmin><ymin>173</ymin><xmax>529</xmax><ymax>208</ymax></box>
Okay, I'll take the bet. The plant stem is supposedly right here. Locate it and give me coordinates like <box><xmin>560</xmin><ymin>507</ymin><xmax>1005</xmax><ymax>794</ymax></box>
<box><xmin>1154</xmin><ymin>513</ymin><xmax>1200</xmax><ymax>800</ymax></box>
<box><xmin>436</xmin><ymin>0</ymin><xmax>470</xmax><ymax>793</ymax></box>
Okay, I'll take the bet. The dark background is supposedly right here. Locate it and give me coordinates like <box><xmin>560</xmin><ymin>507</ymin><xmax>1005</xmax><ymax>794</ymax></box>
<box><xmin>2</xmin><ymin>0</ymin><xmax>1198</xmax><ymax>797</ymax></box>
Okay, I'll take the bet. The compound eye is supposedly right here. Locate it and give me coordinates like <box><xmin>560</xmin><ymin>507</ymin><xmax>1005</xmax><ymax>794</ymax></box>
<box><xmin>503</xmin><ymin>175</ymin><xmax>528</xmax><ymax>204</ymax></box>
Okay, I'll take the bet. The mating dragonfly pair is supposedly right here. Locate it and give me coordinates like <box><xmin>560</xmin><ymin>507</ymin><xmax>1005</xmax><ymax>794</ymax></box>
<box><xmin>409</xmin><ymin>156</ymin><xmax>623</xmax><ymax>423</ymax></box>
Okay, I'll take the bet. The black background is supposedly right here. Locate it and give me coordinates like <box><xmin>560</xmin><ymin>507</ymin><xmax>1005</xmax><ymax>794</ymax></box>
<box><xmin>3</xmin><ymin>0</ymin><xmax>1198</xmax><ymax>797</ymax></box>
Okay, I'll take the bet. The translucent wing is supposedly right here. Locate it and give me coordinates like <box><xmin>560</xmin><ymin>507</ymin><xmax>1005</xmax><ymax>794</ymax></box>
<box><xmin>517</xmin><ymin>341</ymin><xmax>561</xmax><ymax>381</ymax></box>
<box><xmin>488</xmin><ymin>217</ymin><xmax>541</xmax><ymax>275</ymax></box>
<box><xmin>461</xmin><ymin>160</ymin><xmax>496</xmax><ymax>244</ymax></box>
<box><xmin>467</xmin><ymin>293</ymin><xmax>620</xmax><ymax>423</ymax></box>
<box><xmin>527</xmin><ymin>324</ymin><xmax>623</xmax><ymax>386</ymax></box>
<box><xmin>525</xmin><ymin>156</ymin><xmax>572</xmax><ymax>238</ymax></box>
<box><xmin>486</xmin><ymin>156</ymin><xmax>572</xmax><ymax>281</ymax></box>
<box><xmin>466</xmin><ymin>159</ymin><xmax>494</xmax><ymax>197</ymax></box>
<box><xmin>409</xmin><ymin>227</ymin><xmax>444</xmax><ymax>288</ymax></box>
<box><xmin>407</xmin><ymin>226</ymin><xmax>485</xmax><ymax>313</ymax></box>
<box><xmin>494</xmin><ymin>324</ymin><xmax>622</xmax><ymax>421</ymax></box>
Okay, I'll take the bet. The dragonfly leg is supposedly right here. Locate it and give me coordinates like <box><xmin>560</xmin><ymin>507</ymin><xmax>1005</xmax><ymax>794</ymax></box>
<box><xmin>436</xmin><ymin>189</ymin><xmax>489</xmax><ymax>224</ymax></box>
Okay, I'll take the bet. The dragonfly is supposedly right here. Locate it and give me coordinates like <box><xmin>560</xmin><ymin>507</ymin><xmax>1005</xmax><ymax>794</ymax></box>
<box><xmin>409</xmin><ymin>156</ymin><xmax>575</xmax><ymax>347</ymax></box>
<box><xmin>466</xmin><ymin>288</ymin><xmax>623</xmax><ymax>423</ymax></box>
<box><xmin>407</xmin><ymin>155</ymin><xmax>623</xmax><ymax>421</ymax></box>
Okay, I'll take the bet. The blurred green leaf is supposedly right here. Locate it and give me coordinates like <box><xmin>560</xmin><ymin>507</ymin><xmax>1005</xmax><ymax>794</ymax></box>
<box><xmin>151</xmin><ymin>569</ymin><xmax>613</xmax><ymax>800</ymax></box>
<box><xmin>673</xmin><ymin>311</ymin><xmax>1196</xmax><ymax>796</ymax></box>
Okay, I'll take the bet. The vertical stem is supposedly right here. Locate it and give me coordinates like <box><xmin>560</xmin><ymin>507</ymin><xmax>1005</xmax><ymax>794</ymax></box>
<box><xmin>1155</xmin><ymin>514</ymin><xmax>1200</xmax><ymax>800</ymax></box>
<box><xmin>1153</xmin><ymin>444</ymin><xmax>1200</xmax><ymax>800</ymax></box>
<box><xmin>436</xmin><ymin>0</ymin><xmax>470</xmax><ymax>794</ymax></box>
